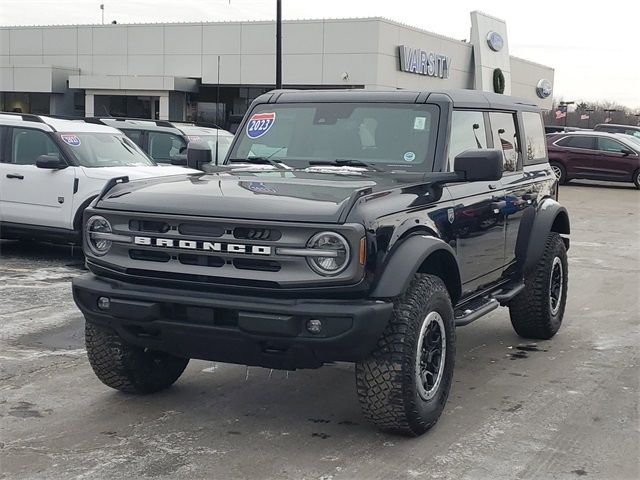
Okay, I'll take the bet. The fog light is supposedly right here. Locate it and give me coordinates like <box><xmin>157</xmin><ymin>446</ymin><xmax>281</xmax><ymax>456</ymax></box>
<box><xmin>306</xmin><ymin>319</ymin><xmax>322</xmax><ymax>334</ymax></box>
<box><xmin>97</xmin><ymin>297</ymin><xmax>110</xmax><ymax>310</ymax></box>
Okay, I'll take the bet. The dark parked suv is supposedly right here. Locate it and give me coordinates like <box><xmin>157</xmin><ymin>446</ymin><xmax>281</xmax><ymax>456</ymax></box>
<box><xmin>593</xmin><ymin>123</ymin><xmax>640</xmax><ymax>138</ymax></box>
<box><xmin>73</xmin><ymin>89</ymin><xmax>570</xmax><ymax>436</ymax></box>
<box><xmin>547</xmin><ymin>131</ymin><xmax>640</xmax><ymax>188</ymax></box>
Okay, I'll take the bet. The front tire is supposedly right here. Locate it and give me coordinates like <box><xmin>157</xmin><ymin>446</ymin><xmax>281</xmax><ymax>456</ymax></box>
<box><xmin>356</xmin><ymin>274</ymin><xmax>455</xmax><ymax>436</ymax></box>
<box><xmin>85</xmin><ymin>322</ymin><xmax>189</xmax><ymax>394</ymax></box>
<box><xmin>509</xmin><ymin>232</ymin><xmax>568</xmax><ymax>339</ymax></box>
<box><xmin>633</xmin><ymin>169</ymin><xmax>640</xmax><ymax>189</ymax></box>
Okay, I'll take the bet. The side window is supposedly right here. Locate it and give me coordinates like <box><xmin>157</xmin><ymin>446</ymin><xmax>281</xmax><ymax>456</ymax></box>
<box><xmin>557</xmin><ymin>135</ymin><xmax>596</xmax><ymax>150</ymax></box>
<box><xmin>148</xmin><ymin>132</ymin><xmax>187</xmax><ymax>162</ymax></box>
<box><xmin>521</xmin><ymin>112</ymin><xmax>548</xmax><ymax>164</ymax></box>
<box><xmin>121</xmin><ymin>129</ymin><xmax>145</xmax><ymax>149</ymax></box>
<box><xmin>10</xmin><ymin>128</ymin><xmax>62</xmax><ymax>165</ymax></box>
<box><xmin>448</xmin><ymin>110</ymin><xmax>487</xmax><ymax>170</ymax></box>
<box><xmin>0</xmin><ymin>127</ymin><xmax>5</xmax><ymax>162</ymax></box>
<box><xmin>489</xmin><ymin>112</ymin><xmax>520</xmax><ymax>172</ymax></box>
<box><xmin>597</xmin><ymin>137</ymin><xmax>626</xmax><ymax>153</ymax></box>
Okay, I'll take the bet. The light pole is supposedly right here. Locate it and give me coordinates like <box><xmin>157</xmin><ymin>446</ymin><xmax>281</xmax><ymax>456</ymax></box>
<box><xmin>604</xmin><ymin>109</ymin><xmax>617</xmax><ymax>124</ymax></box>
<box><xmin>585</xmin><ymin>108</ymin><xmax>594</xmax><ymax>128</ymax></box>
<box><xmin>276</xmin><ymin>0</ymin><xmax>282</xmax><ymax>89</ymax></box>
<box><xmin>560</xmin><ymin>101</ymin><xmax>574</xmax><ymax>127</ymax></box>
<box><xmin>100</xmin><ymin>4</ymin><xmax>104</xmax><ymax>25</ymax></box>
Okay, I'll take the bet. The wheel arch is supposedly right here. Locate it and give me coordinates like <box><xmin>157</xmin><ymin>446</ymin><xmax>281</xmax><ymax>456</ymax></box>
<box><xmin>73</xmin><ymin>195</ymin><xmax>98</xmax><ymax>232</ymax></box>
<box><xmin>519</xmin><ymin>199</ymin><xmax>570</xmax><ymax>274</ymax></box>
<box><xmin>370</xmin><ymin>235</ymin><xmax>462</xmax><ymax>304</ymax></box>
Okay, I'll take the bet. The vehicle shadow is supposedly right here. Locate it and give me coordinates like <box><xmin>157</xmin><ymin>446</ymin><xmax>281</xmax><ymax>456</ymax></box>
<box><xmin>0</xmin><ymin>239</ymin><xmax>85</xmax><ymax>268</ymax></box>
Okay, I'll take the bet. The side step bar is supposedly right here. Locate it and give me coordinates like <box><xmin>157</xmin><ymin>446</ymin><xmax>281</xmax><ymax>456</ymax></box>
<box><xmin>454</xmin><ymin>281</ymin><xmax>525</xmax><ymax>327</ymax></box>
<box><xmin>455</xmin><ymin>299</ymin><xmax>499</xmax><ymax>326</ymax></box>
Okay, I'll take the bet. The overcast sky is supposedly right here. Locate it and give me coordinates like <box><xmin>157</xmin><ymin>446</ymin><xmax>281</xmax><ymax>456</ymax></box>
<box><xmin>1</xmin><ymin>0</ymin><xmax>638</xmax><ymax>109</ymax></box>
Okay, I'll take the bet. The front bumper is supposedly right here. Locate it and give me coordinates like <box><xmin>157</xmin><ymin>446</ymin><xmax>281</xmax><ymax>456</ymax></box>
<box><xmin>72</xmin><ymin>273</ymin><xmax>393</xmax><ymax>370</ymax></box>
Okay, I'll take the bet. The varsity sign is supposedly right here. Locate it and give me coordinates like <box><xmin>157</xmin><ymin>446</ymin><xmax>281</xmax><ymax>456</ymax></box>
<box><xmin>398</xmin><ymin>45</ymin><xmax>451</xmax><ymax>79</ymax></box>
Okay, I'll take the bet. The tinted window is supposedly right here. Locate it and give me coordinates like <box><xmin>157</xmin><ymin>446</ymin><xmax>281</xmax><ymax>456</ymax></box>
<box><xmin>597</xmin><ymin>137</ymin><xmax>626</xmax><ymax>153</ymax></box>
<box><xmin>522</xmin><ymin>112</ymin><xmax>547</xmax><ymax>164</ymax></box>
<box><xmin>121</xmin><ymin>129</ymin><xmax>145</xmax><ymax>148</ymax></box>
<box><xmin>448</xmin><ymin>110</ymin><xmax>487</xmax><ymax>170</ymax></box>
<box><xmin>10</xmin><ymin>128</ymin><xmax>62</xmax><ymax>165</ymax></box>
<box><xmin>489</xmin><ymin>112</ymin><xmax>519</xmax><ymax>172</ymax></box>
<box><xmin>230</xmin><ymin>103</ymin><xmax>439</xmax><ymax>170</ymax></box>
<box><xmin>557</xmin><ymin>135</ymin><xmax>596</xmax><ymax>150</ymax></box>
<box><xmin>148</xmin><ymin>131</ymin><xmax>187</xmax><ymax>162</ymax></box>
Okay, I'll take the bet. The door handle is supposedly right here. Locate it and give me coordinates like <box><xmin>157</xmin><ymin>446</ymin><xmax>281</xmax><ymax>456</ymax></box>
<box><xmin>6</xmin><ymin>173</ymin><xmax>24</xmax><ymax>180</ymax></box>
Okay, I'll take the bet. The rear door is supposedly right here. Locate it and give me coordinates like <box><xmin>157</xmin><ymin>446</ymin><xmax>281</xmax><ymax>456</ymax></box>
<box><xmin>0</xmin><ymin>127</ymin><xmax>77</xmax><ymax>229</ymax></box>
<box><xmin>446</xmin><ymin>110</ymin><xmax>507</xmax><ymax>294</ymax></box>
<box><xmin>554</xmin><ymin>135</ymin><xmax>599</xmax><ymax>177</ymax></box>
<box><xmin>594</xmin><ymin>137</ymin><xmax>638</xmax><ymax>179</ymax></box>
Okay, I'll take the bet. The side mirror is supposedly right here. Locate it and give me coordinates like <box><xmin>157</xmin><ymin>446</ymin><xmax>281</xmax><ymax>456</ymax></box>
<box><xmin>36</xmin><ymin>155</ymin><xmax>67</xmax><ymax>170</ymax></box>
<box><xmin>454</xmin><ymin>149</ymin><xmax>503</xmax><ymax>182</ymax></box>
<box><xmin>621</xmin><ymin>148</ymin><xmax>635</xmax><ymax>156</ymax></box>
<box><xmin>170</xmin><ymin>155</ymin><xmax>188</xmax><ymax>166</ymax></box>
<box><xmin>186</xmin><ymin>141</ymin><xmax>212</xmax><ymax>170</ymax></box>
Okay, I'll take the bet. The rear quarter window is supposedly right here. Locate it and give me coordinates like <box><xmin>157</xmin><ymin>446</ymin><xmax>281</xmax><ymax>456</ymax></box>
<box><xmin>522</xmin><ymin>112</ymin><xmax>547</xmax><ymax>165</ymax></box>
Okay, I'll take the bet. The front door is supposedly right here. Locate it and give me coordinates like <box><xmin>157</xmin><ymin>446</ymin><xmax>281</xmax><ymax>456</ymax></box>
<box><xmin>0</xmin><ymin>127</ymin><xmax>77</xmax><ymax>229</ymax></box>
<box><xmin>446</xmin><ymin>110</ymin><xmax>506</xmax><ymax>295</ymax></box>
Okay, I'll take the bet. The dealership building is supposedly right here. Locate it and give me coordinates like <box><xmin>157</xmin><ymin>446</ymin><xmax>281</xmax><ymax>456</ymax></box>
<box><xmin>0</xmin><ymin>11</ymin><xmax>554</xmax><ymax>128</ymax></box>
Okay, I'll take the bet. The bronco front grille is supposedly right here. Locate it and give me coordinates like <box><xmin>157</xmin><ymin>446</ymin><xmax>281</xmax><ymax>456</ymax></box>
<box><xmin>91</xmin><ymin>210</ymin><xmax>365</xmax><ymax>290</ymax></box>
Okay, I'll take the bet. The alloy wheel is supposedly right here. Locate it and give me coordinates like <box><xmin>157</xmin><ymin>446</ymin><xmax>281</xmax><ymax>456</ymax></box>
<box><xmin>415</xmin><ymin>311</ymin><xmax>446</xmax><ymax>401</ymax></box>
<box><xmin>549</xmin><ymin>256</ymin><xmax>564</xmax><ymax>316</ymax></box>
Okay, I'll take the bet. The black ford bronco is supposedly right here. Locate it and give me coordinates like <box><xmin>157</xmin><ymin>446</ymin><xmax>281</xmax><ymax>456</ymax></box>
<box><xmin>73</xmin><ymin>89</ymin><xmax>570</xmax><ymax>436</ymax></box>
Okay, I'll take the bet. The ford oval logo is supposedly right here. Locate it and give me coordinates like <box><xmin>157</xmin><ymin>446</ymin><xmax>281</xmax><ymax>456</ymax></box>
<box><xmin>536</xmin><ymin>79</ymin><xmax>552</xmax><ymax>99</ymax></box>
<box><xmin>486</xmin><ymin>31</ymin><xmax>504</xmax><ymax>52</ymax></box>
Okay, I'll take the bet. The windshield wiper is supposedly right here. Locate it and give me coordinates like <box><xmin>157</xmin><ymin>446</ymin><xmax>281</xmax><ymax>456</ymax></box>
<box><xmin>309</xmin><ymin>159</ymin><xmax>385</xmax><ymax>172</ymax></box>
<box><xmin>227</xmin><ymin>157</ymin><xmax>288</xmax><ymax>170</ymax></box>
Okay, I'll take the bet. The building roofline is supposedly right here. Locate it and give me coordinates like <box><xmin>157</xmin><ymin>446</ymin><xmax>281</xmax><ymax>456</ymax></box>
<box><xmin>0</xmin><ymin>16</ymin><xmax>470</xmax><ymax>45</ymax></box>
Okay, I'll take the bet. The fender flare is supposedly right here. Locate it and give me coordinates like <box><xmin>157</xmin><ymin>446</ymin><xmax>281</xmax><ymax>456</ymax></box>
<box><xmin>370</xmin><ymin>235</ymin><xmax>461</xmax><ymax>302</ymax></box>
<box><xmin>518</xmin><ymin>199</ymin><xmax>570</xmax><ymax>274</ymax></box>
<box><xmin>72</xmin><ymin>195</ymin><xmax>98</xmax><ymax>233</ymax></box>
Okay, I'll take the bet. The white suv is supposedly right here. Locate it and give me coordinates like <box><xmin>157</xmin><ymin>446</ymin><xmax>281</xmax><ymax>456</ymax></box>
<box><xmin>0</xmin><ymin>113</ymin><xmax>198</xmax><ymax>243</ymax></box>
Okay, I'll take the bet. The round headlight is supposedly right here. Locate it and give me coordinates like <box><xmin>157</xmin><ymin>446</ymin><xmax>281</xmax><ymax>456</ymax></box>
<box><xmin>306</xmin><ymin>232</ymin><xmax>350</xmax><ymax>276</ymax></box>
<box><xmin>85</xmin><ymin>215</ymin><xmax>112</xmax><ymax>256</ymax></box>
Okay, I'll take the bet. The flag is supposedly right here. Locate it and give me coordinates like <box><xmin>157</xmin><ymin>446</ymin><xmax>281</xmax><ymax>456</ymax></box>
<box><xmin>580</xmin><ymin>114</ymin><xmax>590</xmax><ymax>120</ymax></box>
<box><xmin>605</xmin><ymin>117</ymin><xmax>612</xmax><ymax>123</ymax></box>
<box><xmin>555</xmin><ymin>110</ymin><xmax>566</xmax><ymax>120</ymax></box>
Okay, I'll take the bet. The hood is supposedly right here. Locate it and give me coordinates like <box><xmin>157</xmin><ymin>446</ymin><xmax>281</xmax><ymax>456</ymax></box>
<box><xmin>81</xmin><ymin>165</ymin><xmax>200</xmax><ymax>180</ymax></box>
<box><xmin>96</xmin><ymin>168</ymin><xmax>403</xmax><ymax>223</ymax></box>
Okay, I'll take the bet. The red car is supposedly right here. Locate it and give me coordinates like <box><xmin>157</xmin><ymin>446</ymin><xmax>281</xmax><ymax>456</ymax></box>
<box><xmin>547</xmin><ymin>131</ymin><xmax>640</xmax><ymax>189</ymax></box>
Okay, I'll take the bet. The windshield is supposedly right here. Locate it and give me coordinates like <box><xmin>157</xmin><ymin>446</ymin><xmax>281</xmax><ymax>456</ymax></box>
<box><xmin>229</xmin><ymin>103</ymin><xmax>439</xmax><ymax>170</ymax></box>
<box><xmin>58</xmin><ymin>132</ymin><xmax>155</xmax><ymax>168</ymax></box>
<box><xmin>187</xmin><ymin>134</ymin><xmax>234</xmax><ymax>162</ymax></box>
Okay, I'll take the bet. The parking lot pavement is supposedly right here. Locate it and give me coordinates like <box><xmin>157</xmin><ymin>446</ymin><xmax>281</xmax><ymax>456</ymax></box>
<box><xmin>0</xmin><ymin>181</ymin><xmax>638</xmax><ymax>480</ymax></box>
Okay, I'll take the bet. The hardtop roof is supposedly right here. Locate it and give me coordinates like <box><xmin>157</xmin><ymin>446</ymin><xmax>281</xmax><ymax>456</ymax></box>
<box><xmin>260</xmin><ymin>88</ymin><xmax>540</xmax><ymax>111</ymax></box>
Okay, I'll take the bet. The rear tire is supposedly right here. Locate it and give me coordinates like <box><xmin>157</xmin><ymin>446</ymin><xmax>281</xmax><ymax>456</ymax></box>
<box><xmin>85</xmin><ymin>322</ymin><xmax>189</xmax><ymax>394</ymax></box>
<box><xmin>509</xmin><ymin>233</ymin><xmax>568</xmax><ymax>339</ymax></box>
<box><xmin>550</xmin><ymin>162</ymin><xmax>568</xmax><ymax>185</ymax></box>
<box><xmin>355</xmin><ymin>274</ymin><xmax>455</xmax><ymax>436</ymax></box>
<box><xmin>633</xmin><ymin>169</ymin><xmax>640</xmax><ymax>189</ymax></box>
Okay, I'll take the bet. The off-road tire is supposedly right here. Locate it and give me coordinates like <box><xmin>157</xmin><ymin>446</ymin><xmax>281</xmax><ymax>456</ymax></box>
<box><xmin>550</xmin><ymin>162</ymin><xmax>568</xmax><ymax>185</ymax></box>
<box><xmin>355</xmin><ymin>274</ymin><xmax>455</xmax><ymax>436</ymax></box>
<box><xmin>633</xmin><ymin>169</ymin><xmax>640</xmax><ymax>189</ymax></box>
<box><xmin>85</xmin><ymin>322</ymin><xmax>189</xmax><ymax>394</ymax></box>
<box><xmin>509</xmin><ymin>232</ymin><xmax>568</xmax><ymax>339</ymax></box>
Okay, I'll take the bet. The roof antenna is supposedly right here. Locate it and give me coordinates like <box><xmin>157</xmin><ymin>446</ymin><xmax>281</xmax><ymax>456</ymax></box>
<box><xmin>215</xmin><ymin>55</ymin><xmax>221</xmax><ymax>166</ymax></box>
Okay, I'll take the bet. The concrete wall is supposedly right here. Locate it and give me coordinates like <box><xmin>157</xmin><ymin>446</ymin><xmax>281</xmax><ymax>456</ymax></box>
<box><xmin>510</xmin><ymin>56</ymin><xmax>554</xmax><ymax>110</ymax></box>
<box><xmin>0</xmin><ymin>18</ymin><xmax>555</xmax><ymax>107</ymax></box>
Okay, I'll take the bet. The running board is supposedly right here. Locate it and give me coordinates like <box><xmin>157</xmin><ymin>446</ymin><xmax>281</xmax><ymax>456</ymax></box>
<box><xmin>454</xmin><ymin>281</ymin><xmax>525</xmax><ymax>327</ymax></box>
<box><xmin>493</xmin><ymin>282</ymin><xmax>525</xmax><ymax>305</ymax></box>
<box><xmin>455</xmin><ymin>299</ymin><xmax>499</xmax><ymax>326</ymax></box>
